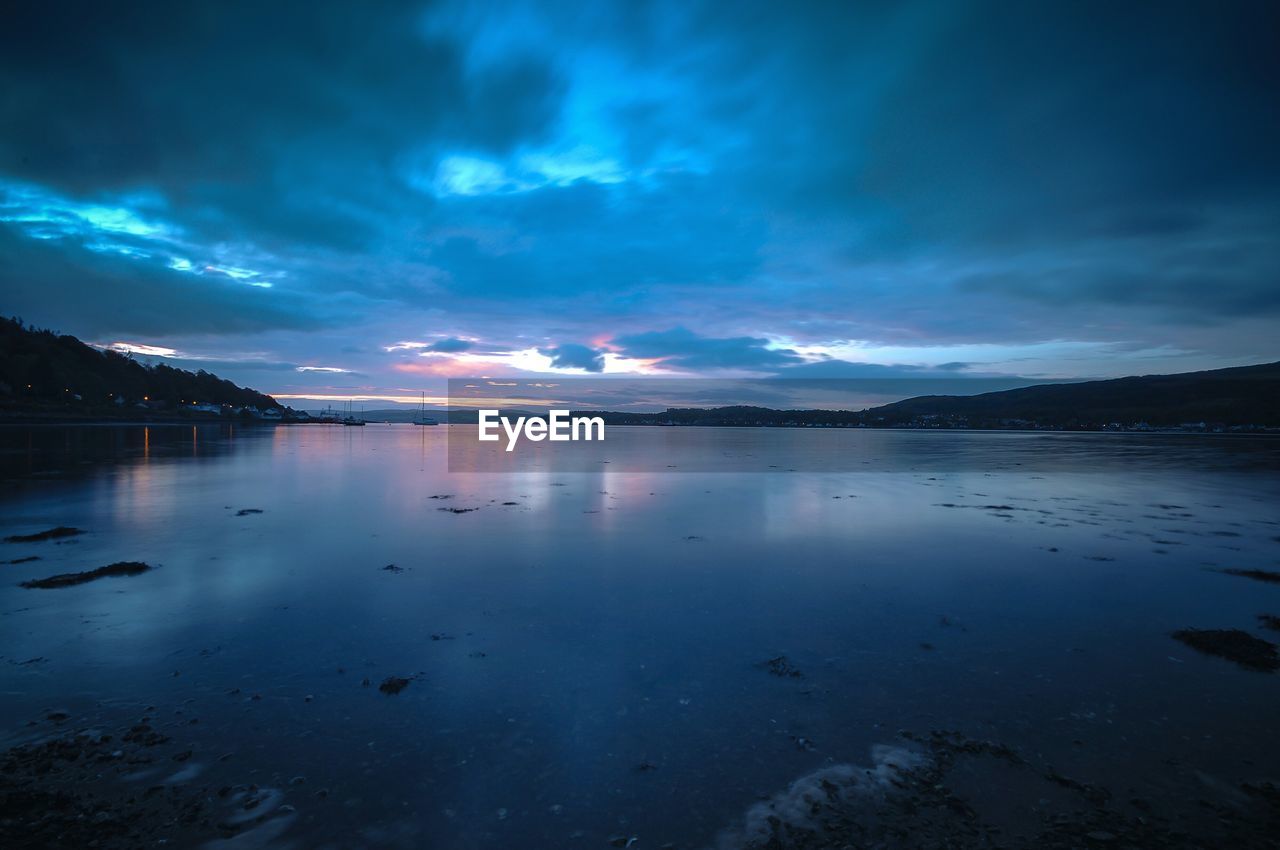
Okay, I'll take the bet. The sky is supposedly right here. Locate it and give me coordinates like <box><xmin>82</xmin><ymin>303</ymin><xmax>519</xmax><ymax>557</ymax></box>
<box><xmin>2</xmin><ymin>0</ymin><xmax>1278</xmax><ymax>406</ymax></box>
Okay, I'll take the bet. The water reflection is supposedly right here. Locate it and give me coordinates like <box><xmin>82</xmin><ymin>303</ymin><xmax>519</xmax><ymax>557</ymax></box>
<box><xmin>1</xmin><ymin>425</ymin><xmax>1279</xmax><ymax>848</ymax></box>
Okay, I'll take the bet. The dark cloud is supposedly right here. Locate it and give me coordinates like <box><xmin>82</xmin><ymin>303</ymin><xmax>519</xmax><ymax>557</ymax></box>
<box><xmin>683</xmin><ymin>0</ymin><xmax>1280</xmax><ymax>242</ymax></box>
<box><xmin>0</xmin><ymin>1</ymin><xmax>565</xmax><ymax>252</ymax></box>
<box><xmin>612</xmin><ymin>328</ymin><xmax>803</xmax><ymax>371</ymax></box>
<box><xmin>540</xmin><ymin>343</ymin><xmax>606</xmax><ymax>372</ymax></box>
<box><xmin>0</xmin><ymin>3</ymin><xmax>565</xmax><ymax>181</ymax></box>
<box><xmin>1</xmin><ymin>0</ymin><xmax>1277</xmax><ymax>386</ymax></box>
<box><xmin>0</xmin><ymin>225</ymin><xmax>324</xmax><ymax>338</ymax></box>
<box><xmin>425</xmin><ymin>337</ymin><xmax>474</xmax><ymax>353</ymax></box>
<box><xmin>423</xmin><ymin>174</ymin><xmax>762</xmax><ymax>300</ymax></box>
<box><xmin>959</xmin><ymin>234</ymin><xmax>1280</xmax><ymax>320</ymax></box>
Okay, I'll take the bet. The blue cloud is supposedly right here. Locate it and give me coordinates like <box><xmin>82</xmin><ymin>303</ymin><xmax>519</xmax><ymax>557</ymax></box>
<box><xmin>1</xmin><ymin>0</ymin><xmax>1277</xmax><ymax>391</ymax></box>
<box><xmin>425</xmin><ymin>337</ymin><xmax>474</xmax><ymax>353</ymax></box>
<box><xmin>612</xmin><ymin>328</ymin><xmax>803</xmax><ymax>371</ymax></box>
<box><xmin>540</xmin><ymin>343</ymin><xmax>606</xmax><ymax>372</ymax></box>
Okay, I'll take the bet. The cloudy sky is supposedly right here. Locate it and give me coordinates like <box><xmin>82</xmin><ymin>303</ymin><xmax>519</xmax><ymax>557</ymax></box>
<box><xmin>2</xmin><ymin>0</ymin><xmax>1278</xmax><ymax>405</ymax></box>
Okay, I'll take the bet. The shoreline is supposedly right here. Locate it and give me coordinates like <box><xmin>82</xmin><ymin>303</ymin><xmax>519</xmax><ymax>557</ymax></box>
<box><xmin>1</xmin><ymin>417</ymin><xmax>1277</xmax><ymax>436</ymax></box>
<box><xmin>0</xmin><ymin>413</ymin><xmax>306</xmax><ymax>427</ymax></box>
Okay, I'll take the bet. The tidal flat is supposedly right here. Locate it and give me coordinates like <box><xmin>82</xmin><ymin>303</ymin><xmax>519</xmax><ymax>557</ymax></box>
<box><xmin>2</xmin><ymin>424</ymin><xmax>1280</xmax><ymax>848</ymax></box>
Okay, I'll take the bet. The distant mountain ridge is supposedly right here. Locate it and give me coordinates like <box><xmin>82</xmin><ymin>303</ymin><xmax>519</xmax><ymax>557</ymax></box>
<box><xmin>866</xmin><ymin>361</ymin><xmax>1280</xmax><ymax>428</ymax></box>
<box><xmin>585</xmin><ymin>362</ymin><xmax>1280</xmax><ymax>430</ymax></box>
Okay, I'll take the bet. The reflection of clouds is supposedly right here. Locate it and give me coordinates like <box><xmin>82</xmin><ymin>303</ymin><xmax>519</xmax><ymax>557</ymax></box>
<box><xmin>758</xmin><ymin>473</ymin><xmax>944</xmax><ymax>542</ymax></box>
<box><xmin>6</xmin><ymin>417</ymin><xmax>1280</xmax><ymax>830</ymax></box>
<box><xmin>12</xmin><ymin>425</ymin><xmax>1276</xmax><ymax>682</ymax></box>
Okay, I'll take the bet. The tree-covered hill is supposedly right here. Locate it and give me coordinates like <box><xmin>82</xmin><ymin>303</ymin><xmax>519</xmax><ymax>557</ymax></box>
<box><xmin>0</xmin><ymin>316</ymin><xmax>287</xmax><ymax>419</ymax></box>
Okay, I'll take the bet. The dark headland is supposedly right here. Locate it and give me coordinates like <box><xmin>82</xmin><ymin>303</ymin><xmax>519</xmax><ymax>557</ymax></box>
<box><xmin>0</xmin><ymin>317</ymin><xmax>304</xmax><ymax>423</ymax></box>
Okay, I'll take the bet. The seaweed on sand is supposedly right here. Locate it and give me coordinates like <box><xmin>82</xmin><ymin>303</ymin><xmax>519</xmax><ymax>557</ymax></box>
<box><xmin>3</xmin><ymin>526</ymin><xmax>84</xmax><ymax>543</ymax></box>
<box><xmin>1217</xmin><ymin>568</ymin><xmax>1280</xmax><ymax>584</ymax></box>
<box><xmin>0</xmin><ymin>717</ymin><xmax>285</xmax><ymax>847</ymax></box>
<box><xmin>1171</xmin><ymin>628</ymin><xmax>1279</xmax><ymax>672</ymax></box>
<box><xmin>760</xmin><ymin>655</ymin><xmax>804</xmax><ymax>678</ymax></box>
<box><xmin>21</xmin><ymin>561</ymin><xmax>152</xmax><ymax>589</ymax></box>
<box><xmin>378</xmin><ymin>676</ymin><xmax>412</xmax><ymax>695</ymax></box>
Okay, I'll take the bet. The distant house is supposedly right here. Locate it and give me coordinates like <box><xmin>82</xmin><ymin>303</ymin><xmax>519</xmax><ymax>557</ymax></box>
<box><xmin>190</xmin><ymin>402</ymin><xmax>221</xmax><ymax>413</ymax></box>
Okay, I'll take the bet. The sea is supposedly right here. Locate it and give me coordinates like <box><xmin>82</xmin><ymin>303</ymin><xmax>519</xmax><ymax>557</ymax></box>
<box><xmin>2</xmin><ymin>423</ymin><xmax>1279</xmax><ymax>848</ymax></box>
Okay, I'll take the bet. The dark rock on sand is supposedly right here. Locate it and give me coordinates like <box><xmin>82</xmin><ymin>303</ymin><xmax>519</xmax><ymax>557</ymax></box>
<box><xmin>438</xmin><ymin>507</ymin><xmax>478</xmax><ymax>514</ymax></box>
<box><xmin>1258</xmin><ymin>614</ymin><xmax>1280</xmax><ymax>632</ymax></box>
<box><xmin>4</xmin><ymin>555</ymin><xmax>40</xmax><ymax>564</ymax></box>
<box><xmin>760</xmin><ymin>655</ymin><xmax>803</xmax><ymax>678</ymax></box>
<box><xmin>235</xmin><ymin>508</ymin><xmax>263</xmax><ymax>516</ymax></box>
<box><xmin>1171</xmin><ymin>628</ymin><xmax>1280</xmax><ymax>672</ymax></box>
<box><xmin>20</xmin><ymin>561</ymin><xmax>152</xmax><ymax>589</ymax></box>
<box><xmin>3</xmin><ymin>526</ymin><xmax>84</xmax><ymax>543</ymax></box>
<box><xmin>378</xmin><ymin>676</ymin><xmax>412</xmax><ymax>695</ymax></box>
<box><xmin>1218</xmin><ymin>568</ymin><xmax>1280</xmax><ymax>584</ymax></box>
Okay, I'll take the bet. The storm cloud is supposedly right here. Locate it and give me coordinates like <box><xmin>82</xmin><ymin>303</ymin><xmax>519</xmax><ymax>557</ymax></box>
<box><xmin>1</xmin><ymin>0</ymin><xmax>1277</xmax><ymax>400</ymax></box>
<box><xmin>540</xmin><ymin>343</ymin><xmax>606</xmax><ymax>372</ymax></box>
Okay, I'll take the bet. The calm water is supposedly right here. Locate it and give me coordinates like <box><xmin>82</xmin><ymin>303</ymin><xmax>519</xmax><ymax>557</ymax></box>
<box><xmin>3</xmin><ymin>424</ymin><xmax>1280</xmax><ymax>847</ymax></box>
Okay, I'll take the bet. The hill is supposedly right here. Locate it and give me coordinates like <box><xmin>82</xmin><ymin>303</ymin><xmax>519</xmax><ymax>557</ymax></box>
<box><xmin>585</xmin><ymin>363</ymin><xmax>1280</xmax><ymax>431</ymax></box>
<box><xmin>0</xmin><ymin>316</ymin><xmax>292</xmax><ymax>421</ymax></box>
<box><xmin>866</xmin><ymin>362</ymin><xmax>1280</xmax><ymax>429</ymax></box>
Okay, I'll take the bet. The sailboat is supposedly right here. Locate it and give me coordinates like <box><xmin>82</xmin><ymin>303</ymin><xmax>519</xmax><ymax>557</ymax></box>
<box><xmin>341</xmin><ymin>399</ymin><xmax>366</xmax><ymax>426</ymax></box>
<box><xmin>413</xmin><ymin>391</ymin><xmax>438</xmax><ymax>425</ymax></box>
